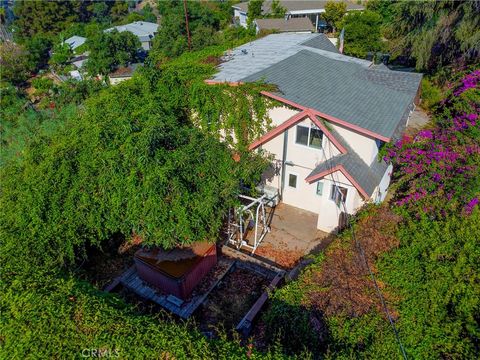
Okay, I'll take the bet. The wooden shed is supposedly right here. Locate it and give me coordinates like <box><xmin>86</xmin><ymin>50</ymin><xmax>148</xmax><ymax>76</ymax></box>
<box><xmin>134</xmin><ymin>242</ymin><xmax>217</xmax><ymax>300</ymax></box>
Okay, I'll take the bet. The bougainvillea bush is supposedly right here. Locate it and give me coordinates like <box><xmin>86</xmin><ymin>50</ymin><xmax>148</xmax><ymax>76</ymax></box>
<box><xmin>385</xmin><ymin>69</ymin><xmax>480</xmax><ymax>217</ymax></box>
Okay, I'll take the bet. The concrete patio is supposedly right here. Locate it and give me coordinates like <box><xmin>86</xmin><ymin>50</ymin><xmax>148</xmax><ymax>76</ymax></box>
<box><xmin>251</xmin><ymin>203</ymin><xmax>329</xmax><ymax>268</ymax></box>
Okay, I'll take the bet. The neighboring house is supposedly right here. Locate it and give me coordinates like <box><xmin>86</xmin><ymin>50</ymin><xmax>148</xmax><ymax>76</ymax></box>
<box><xmin>71</xmin><ymin>54</ymin><xmax>89</xmax><ymax>69</ymax></box>
<box><xmin>233</xmin><ymin>1</ymin><xmax>364</xmax><ymax>30</ymax></box>
<box><xmin>254</xmin><ymin>17</ymin><xmax>315</xmax><ymax>33</ymax></box>
<box><xmin>64</xmin><ymin>36</ymin><xmax>89</xmax><ymax>73</ymax></box>
<box><xmin>105</xmin><ymin>21</ymin><xmax>159</xmax><ymax>51</ymax></box>
<box><xmin>207</xmin><ymin>33</ymin><xmax>422</xmax><ymax>233</ymax></box>
<box><xmin>109</xmin><ymin>63</ymin><xmax>142</xmax><ymax>85</ymax></box>
<box><xmin>64</xmin><ymin>35</ymin><xmax>87</xmax><ymax>52</ymax></box>
<box><xmin>69</xmin><ymin>69</ymin><xmax>82</xmax><ymax>81</ymax></box>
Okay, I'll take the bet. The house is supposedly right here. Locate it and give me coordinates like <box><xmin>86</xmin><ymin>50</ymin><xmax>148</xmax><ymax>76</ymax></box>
<box><xmin>69</xmin><ymin>69</ymin><xmax>82</xmax><ymax>81</ymax></box>
<box><xmin>254</xmin><ymin>17</ymin><xmax>315</xmax><ymax>33</ymax></box>
<box><xmin>108</xmin><ymin>63</ymin><xmax>142</xmax><ymax>85</ymax></box>
<box><xmin>105</xmin><ymin>21</ymin><xmax>159</xmax><ymax>51</ymax></box>
<box><xmin>207</xmin><ymin>33</ymin><xmax>422</xmax><ymax>232</ymax></box>
<box><xmin>71</xmin><ymin>54</ymin><xmax>88</xmax><ymax>69</ymax></box>
<box><xmin>233</xmin><ymin>1</ymin><xmax>364</xmax><ymax>30</ymax></box>
<box><xmin>64</xmin><ymin>35</ymin><xmax>87</xmax><ymax>52</ymax></box>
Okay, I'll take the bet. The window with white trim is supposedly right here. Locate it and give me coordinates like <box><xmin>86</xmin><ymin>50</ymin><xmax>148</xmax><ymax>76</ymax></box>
<box><xmin>316</xmin><ymin>181</ymin><xmax>324</xmax><ymax>196</ymax></box>
<box><xmin>288</xmin><ymin>173</ymin><xmax>298</xmax><ymax>188</ymax></box>
<box><xmin>295</xmin><ymin>125</ymin><xmax>323</xmax><ymax>149</ymax></box>
<box><xmin>330</xmin><ymin>185</ymin><xmax>348</xmax><ymax>207</ymax></box>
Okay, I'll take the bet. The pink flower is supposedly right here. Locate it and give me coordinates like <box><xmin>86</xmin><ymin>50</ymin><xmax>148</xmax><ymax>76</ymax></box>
<box><xmin>465</xmin><ymin>197</ymin><xmax>479</xmax><ymax>214</ymax></box>
<box><xmin>418</xmin><ymin>130</ymin><xmax>433</xmax><ymax>139</ymax></box>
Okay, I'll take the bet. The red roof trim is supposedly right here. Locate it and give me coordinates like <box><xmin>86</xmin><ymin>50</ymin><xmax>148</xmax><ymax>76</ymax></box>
<box><xmin>305</xmin><ymin>109</ymin><xmax>347</xmax><ymax>154</ymax></box>
<box><xmin>305</xmin><ymin>165</ymin><xmax>370</xmax><ymax>199</ymax></box>
<box><xmin>261</xmin><ymin>91</ymin><xmax>391</xmax><ymax>142</ymax></box>
<box><xmin>248</xmin><ymin>110</ymin><xmax>309</xmax><ymax>150</ymax></box>
<box><xmin>248</xmin><ymin>110</ymin><xmax>347</xmax><ymax>153</ymax></box>
<box><xmin>260</xmin><ymin>91</ymin><xmax>308</xmax><ymax>110</ymax></box>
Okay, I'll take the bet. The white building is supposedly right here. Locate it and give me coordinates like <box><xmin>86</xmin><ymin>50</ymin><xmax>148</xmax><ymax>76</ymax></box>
<box><xmin>64</xmin><ymin>35</ymin><xmax>87</xmax><ymax>52</ymax></box>
<box><xmin>233</xmin><ymin>0</ymin><xmax>364</xmax><ymax>30</ymax></box>
<box><xmin>108</xmin><ymin>63</ymin><xmax>142</xmax><ymax>85</ymax></box>
<box><xmin>105</xmin><ymin>21</ymin><xmax>159</xmax><ymax>51</ymax></box>
<box><xmin>207</xmin><ymin>33</ymin><xmax>422</xmax><ymax>232</ymax></box>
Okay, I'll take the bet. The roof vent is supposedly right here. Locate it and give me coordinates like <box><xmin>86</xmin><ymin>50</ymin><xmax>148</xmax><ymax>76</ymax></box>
<box><xmin>241</xmin><ymin>49</ymin><xmax>248</xmax><ymax>55</ymax></box>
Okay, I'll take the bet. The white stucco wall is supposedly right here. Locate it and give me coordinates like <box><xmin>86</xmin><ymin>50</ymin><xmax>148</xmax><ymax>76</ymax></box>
<box><xmin>258</xmin><ymin>106</ymin><xmax>365</xmax><ymax>230</ymax></box>
<box><xmin>313</xmin><ymin>171</ymin><xmax>365</xmax><ymax>232</ymax></box>
<box><xmin>373</xmin><ymin>163</ymin><xmax>393</xmax><ymax>203</ymax></box>
<box><xmin>109</xmin><ymin>76</ymin><xmax>131</xmax><ymax>85</ymax></box>
<box><xmin>234</xmin><ymin>9</ymin><xmax>248</xmax><ymax>27</ymax></box>
<box><xmin>141</xmin><ymin>41</ymin><xmax>152</xmax><ymax>51</ymax></box>
<box><xmin>268</xmin><ymin>106</ymin><xmax>299</xmax><ymax>126</ymax></box>
<box><xmin>329</xmin><ymin>123</ymin><xmax>379</xmax><ymax>164</ymax></box>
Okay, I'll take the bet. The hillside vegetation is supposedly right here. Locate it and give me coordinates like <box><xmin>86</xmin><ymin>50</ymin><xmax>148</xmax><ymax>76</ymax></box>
<box><xmin>1</xmin><ymin>1</ymin><xmax>479</xmax><ymax>358</ymax></box>
<box><xmin>263</xmin><ymin>69</ymin><xmax>480</xmax><ymax>358</ymax></box>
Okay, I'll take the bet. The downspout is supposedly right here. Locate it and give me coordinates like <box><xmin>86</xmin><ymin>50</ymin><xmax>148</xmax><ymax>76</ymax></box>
<box><xmin>280</xmin><ymin>130</ymin><xmax>288</xmax><ymax>200</ymax></box>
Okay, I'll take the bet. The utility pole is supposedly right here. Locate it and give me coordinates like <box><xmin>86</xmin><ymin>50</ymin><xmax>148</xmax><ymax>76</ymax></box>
<box><xmin>183</xmin><ymin>0</ymin><xmax>191</xmax><ymax>50</ymax></box>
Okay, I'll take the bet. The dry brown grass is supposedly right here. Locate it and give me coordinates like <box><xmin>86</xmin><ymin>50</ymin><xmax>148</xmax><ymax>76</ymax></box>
<box><xmin>305</xmin><ymin>205</ymin><xmax>402</xmax><ymax>317</ymax></box>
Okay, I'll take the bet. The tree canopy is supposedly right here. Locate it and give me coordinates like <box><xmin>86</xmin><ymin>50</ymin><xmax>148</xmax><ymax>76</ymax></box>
<box><xmin>49</xmin><ymin>41</ymin><xmax>74</xmax><ymax>70</ymax></box>
<box><xmin>270</xmin><ymin>0</ymin><xmax>286</xmax><ymax>18</ymax></box>
<box><xmin>150</xmin><ymin>1</ymin><xmax>228</xmax><ymax>59</ymax></box>
<box><xmin>247</xmin><ymin>0</ymin><xmax>264</xmax><ymax>26</ymax></box>
<box><xmin>339</xmin><ymin>10</ymin><xmax>384</xmax><ymax>58</ymax></box>
<box><xmin>84</xmin><ymin>29</ymin><xmax>141</xmax><ymax>76</ymax></box>
<box><xmin>323</xmin><ymin>0</ymin><xmax>347</xmax><ymax>32</ymax></box>
<box><xmin>0</xmin><ymin>42</ymin><xmax>31</xmax><ymax>84</ymax></box>
<box><xmin>386</xmin><ymin>0</ymin><xmax>480</xmax><ymax>72</ymax></box>
<box><xmin>0</xmin><ymin>44</ymin><xmax>273</xmax><ymax>275</ymax></box>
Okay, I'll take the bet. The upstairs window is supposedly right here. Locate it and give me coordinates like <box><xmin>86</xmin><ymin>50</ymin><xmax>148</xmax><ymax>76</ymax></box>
<box><xmin>330</xmin><ymin>185</ymin><xmax>348</xmax><ymax>207</ymax></box>
<box><xmin>295</xmin><ymin>125</ymin><xmax>324</xmax><ymax>149</ymax></box>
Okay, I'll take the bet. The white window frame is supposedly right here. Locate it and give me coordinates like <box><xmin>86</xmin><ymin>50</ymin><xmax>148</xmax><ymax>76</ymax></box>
<box><xmin>287</xmin><ymin>172</ymin><xmax>299</xmax><ymax>189</ymax></box>
<box><xmin>294</xmin><ymin>123</ymin><xmax>324</xmax><ymax>150</ymax></box>
<box><xmin>330</xmin><ymin>184</ymin><xmax>348</xmax><ymax>207</ymax></box>
<box><xmin>316</xmin><ymin>181</ymin><xmax>324</xmax><ymax>196</ymax></box>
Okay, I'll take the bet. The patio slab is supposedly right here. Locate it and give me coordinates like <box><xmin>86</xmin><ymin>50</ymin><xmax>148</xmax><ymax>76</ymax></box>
<box><xmin>251</xmin><ymin>203</ymin><xmax>329</xmax><ymax>268</ymax></box>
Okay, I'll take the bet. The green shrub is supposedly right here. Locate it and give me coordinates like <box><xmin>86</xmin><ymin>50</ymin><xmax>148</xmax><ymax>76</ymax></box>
<box><xmin>264</xmin><ymin>288</ymin><xmax>321</xmax><ymax>356</ymax></box>
<box><xmin>0</xmin><ymin>275</ymin><xmax>291</xmax><ymax>359</ymax></box>
<box><xmin>420</xmin><ymin>78</ymin><xmax>442</xmax><ymax>112</ymax></box>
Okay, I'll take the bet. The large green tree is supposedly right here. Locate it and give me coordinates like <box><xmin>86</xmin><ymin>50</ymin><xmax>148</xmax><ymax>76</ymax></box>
<box><xmin>270</xmin><ymin>0</ymin><xmax>286</xmax><ymax>18</ymax></box>
<box><xmin>84</xmin><ymin>30</ymin><xmax>141</xmax><ymax>76</ymax></box>
<box><xmin>323</xmin><ymin>0</ymin><xmax>347</xmax><ymax>33</ymax></box>
<box><xmin>385</xmin><ymin>0</ymin><xmax>480</xmax><ymax>72</ymax></box>
<box><xmin>13</xmin><ymin>0</ymin><xmax>81</xmax><ymax>39</ymax></box>
<box><xmin>247</xmin><ymin>0</ymin><xmax>263</xmax><ymax>26</ymax></box>
<box><xmin>0</xmin><ymin>42</ymin><xmax>31</xmax><ymax>84</ymax></box>
<box><xmin>339</xmin><ymin>10</ymin><xmax>384</xmax><ymax>58</ymax></box>
<box><xmin>150</xmin><ymin>1</ymin><xmax>226</xmax><ymax>59</ymax></box>
<box><xmin>23</xmin><ymin>35</ymin><xmax>52</xmax><ymax>73</ymax></box>
<box><xmin>0</xmin><ymin>69</ymin><xmax>268</xmax><ymax>274</ymax></box>
<box><xmin>49</xmin><ymin>41</ymin><xmax>74</xmax><ymax>70</ymax></box>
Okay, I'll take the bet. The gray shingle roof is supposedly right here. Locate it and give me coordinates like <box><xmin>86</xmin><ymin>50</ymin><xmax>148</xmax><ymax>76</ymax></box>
<box><xmin>105</xmin><ymin>21</ymin><xmax>159</xmax><ymax>42</ymax></box>
<box><xmin>255</xmin><ymin>17</ymin><xmax>314</xmax><ymax>32</ymax></box>
<box><xmin>64</xmin><ymin>35</ymin><xmax>86</xmax><ymax>50</ymax></box>
<box><xmin>234</xmin><ymin>1</ymin><xmax>364</xmax><ymax>13</ymax></box>
<box><xmin>308</xmin><ymin>124</ymin><xmax>388</xmax><ymax>197</ymax></box>
<box><xmin>301</xmin><ymin>35</ymin><xmax>339</xmax><ymax>53</ymax></box>
<box><xmin>212</xmin><ymin>33</ymin><xmax>347</xmax><ymax>82</ymax></box>
<box><xmin>241</xmin><ymin>50</ymin><xmax>422</xmax><ymax>139</ymax></box>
